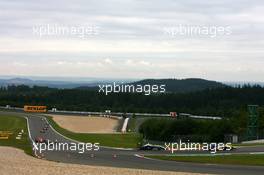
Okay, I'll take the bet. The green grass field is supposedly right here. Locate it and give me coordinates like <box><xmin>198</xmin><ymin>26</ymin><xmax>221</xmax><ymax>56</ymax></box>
<box><xmin>148</xmin><ymin>154</ymin><xmax>264</xmax><ymax>166</ymax></box>
<box><xmin>46</xmin><ymin>116</ymin><xmax>142</xmax><ymax>148</ymax></box>
<box><xmin>0</xmin><ymin>115</ymin><xmax>32</xmax><ymax>155</ymax></box>
<box><xmin>234</xmin><ymin>143</ymin><xmax>264</xmax><ymax>147</ymax></box>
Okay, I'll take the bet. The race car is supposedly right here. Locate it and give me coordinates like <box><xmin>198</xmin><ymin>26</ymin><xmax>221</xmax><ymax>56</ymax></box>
<box><xmin>35</xmin><ymin>137</ymin><xmax>48</xmax><ymax>144</ymax></box>
<box><xmin>209</xmin><ymin>144</ymin><xmax>236</xmax><ymax>152</ymax></box>
<box><xmin>43</xmin><ymin>126</ymin><xmax>49</xmax><ymax>130</ymax></box>
<box><xmin>139</xmin><ymin>144</ymin><xmax>165</xmax><ymax>151</ymax></box>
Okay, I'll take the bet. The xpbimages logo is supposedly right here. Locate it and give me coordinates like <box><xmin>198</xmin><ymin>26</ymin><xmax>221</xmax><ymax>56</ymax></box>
<box><xmin>165</xmin><ymin>140</ymin><xmax>233</xmax><ymax>154</ymax></box>
<box><xmin>33</xmin><ymin>141</ymin><xmax>100</xmax><ymax>154</ymax></box>
<box><xmin>98</xmin><ymin>82</ymin><xmax>166</xmax><ymax>95</ymax></box>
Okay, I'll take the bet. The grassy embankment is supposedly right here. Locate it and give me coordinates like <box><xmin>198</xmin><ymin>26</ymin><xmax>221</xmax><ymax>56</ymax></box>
<box><xmin>233</xmin><ymin>143</ymin><xmax>264</xmax><ymax>147</ymax></box>
<box><xmin>148</xmin><ymin>154</ymin><xmax>264</xmax><ymax>166</ymax></box>
<box><xmin>127</xmin><ymin>117</ymin><xmax>137</xmax><ymax>132</ymax></box>
<box><xmin>46</xmin><ymin>116</ymin><xmax>142</xmax><ymax>148</ymax></box>
<box><xmin>0</xmin><ymin>115</ymin><xmax>32</xmax><ymax>155</ymax></box>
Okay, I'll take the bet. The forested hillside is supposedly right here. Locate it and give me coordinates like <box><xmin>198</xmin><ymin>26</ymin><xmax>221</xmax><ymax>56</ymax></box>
<box><xmin>131</xmin><ymin>78</ymin><xmax>226</xmax><ymax>93</ymax></box>
<box><xmin>0</xmin><ymin>85</ymin><xmax>263</xmax><ymax>118</ymax></box>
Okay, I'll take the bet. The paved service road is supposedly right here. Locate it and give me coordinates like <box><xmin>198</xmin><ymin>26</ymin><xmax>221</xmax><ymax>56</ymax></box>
<box><xmin>1</xmin><ymin>111</ymin><xmax>264</xmax><ymax>175</ymax></box>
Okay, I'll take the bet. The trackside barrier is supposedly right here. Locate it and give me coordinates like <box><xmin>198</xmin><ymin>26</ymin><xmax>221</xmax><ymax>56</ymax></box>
<box><xmin>0</xmin><ymin>106</ymin><xmax>222</xmax><ymax>120</ymax></box>
<box><xmin>121</xmin><ymin>118</ymin><xmax>129</xmax><ymax>133</ymax></box>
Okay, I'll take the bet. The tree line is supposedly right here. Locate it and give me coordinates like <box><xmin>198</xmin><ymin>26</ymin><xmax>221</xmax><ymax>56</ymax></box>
<box><xmin>139</xmin><ymin>118</ymin><xmax>233</xmax><ymax>142</ymax></box>
<box><xmin>0</xmin><ymin>85</ymin><xmax>263</xmax><ymax>117</ymax></box>
<box><xmin>1</xmin><ymin>84</ymin><xmax>264</xmax><ymax>141</ymax></box>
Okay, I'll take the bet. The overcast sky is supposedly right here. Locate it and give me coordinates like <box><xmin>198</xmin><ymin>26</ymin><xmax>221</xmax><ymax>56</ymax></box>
<box><xmin>0</xmin><ymin>0</ymin><xmax>264</xmax><ymax>81</ymax></box>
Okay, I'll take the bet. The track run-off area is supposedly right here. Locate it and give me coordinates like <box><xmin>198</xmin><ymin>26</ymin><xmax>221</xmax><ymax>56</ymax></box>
<box><xmin>1</xmin><ymin>110</ymin><xmax>264</xmax><ymax>175</ymax></box>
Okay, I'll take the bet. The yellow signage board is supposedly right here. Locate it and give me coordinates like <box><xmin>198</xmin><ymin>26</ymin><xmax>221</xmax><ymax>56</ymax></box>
<box><xmin>0</xmin><ymin>131</ymin><xmax>13</xmax><ymax>140</ymax></box>
<box><xmin>24</xmin><ymin>106</ymin><xmax>47</xmax><ymax>113</ymax></box>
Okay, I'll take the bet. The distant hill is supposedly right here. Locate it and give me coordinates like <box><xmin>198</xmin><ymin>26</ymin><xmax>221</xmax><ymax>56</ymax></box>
<box><xmin>131</xmin><ymin>78</ymin><xmax>227</xmax><ymax>93</ymax></box>
<box><xmin>0</xmin><ymin>77</ymin><xmax>227</xmax><ymax>92</ymax></box>
<box><xmin>224</xmin><ymin>81</ymin><xmax>264</xmax><ymax>87</ymax></box>
<box><xmin>0</xmin><ymin>78</ymin><xmax>99</xmax><ymax>89</ymax></box>
<box><xmin>0</xmin><ymin>77</ymin><xmax>134</xmax><ymax>89</ymax></box>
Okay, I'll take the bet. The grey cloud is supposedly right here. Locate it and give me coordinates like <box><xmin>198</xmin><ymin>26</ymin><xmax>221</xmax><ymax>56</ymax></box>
<box><xmin>0</xmin><ymin>0</ymin><xmax>263</xmax><ymax>80</ymax></box>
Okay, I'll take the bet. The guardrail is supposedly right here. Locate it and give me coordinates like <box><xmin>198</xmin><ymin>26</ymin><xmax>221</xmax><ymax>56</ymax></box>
<box><xmin>0</xmin><ymin>106</ymin><xmax>222</xmax><ymax>120</ymax></box>
<box><xmin>0</xmin><ymin>106</ymin><xmax>23</xmax><ymax>111</ymax></box>
<box><xmin>121</xmin><ymin>118</ymin><xmax>129</xmax><ymax>133</ymax></box>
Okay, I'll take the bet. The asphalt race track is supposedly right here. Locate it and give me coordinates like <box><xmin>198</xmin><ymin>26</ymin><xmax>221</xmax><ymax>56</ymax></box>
<box><xmin>1</xmin><ymin>111</ymin><xmax>264</xmax><ymax>175</ymax></box>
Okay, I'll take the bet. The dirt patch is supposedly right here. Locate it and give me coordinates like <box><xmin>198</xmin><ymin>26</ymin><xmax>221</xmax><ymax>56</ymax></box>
<box><xmin>0</xmin><ymin>147</ymin><xmax>213</xmax><ymax>175</ymax></box>
<box><xmin>51</xmin><ymin>115</ymin><xmax>120</xmax><ymax>133</ymax></box>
